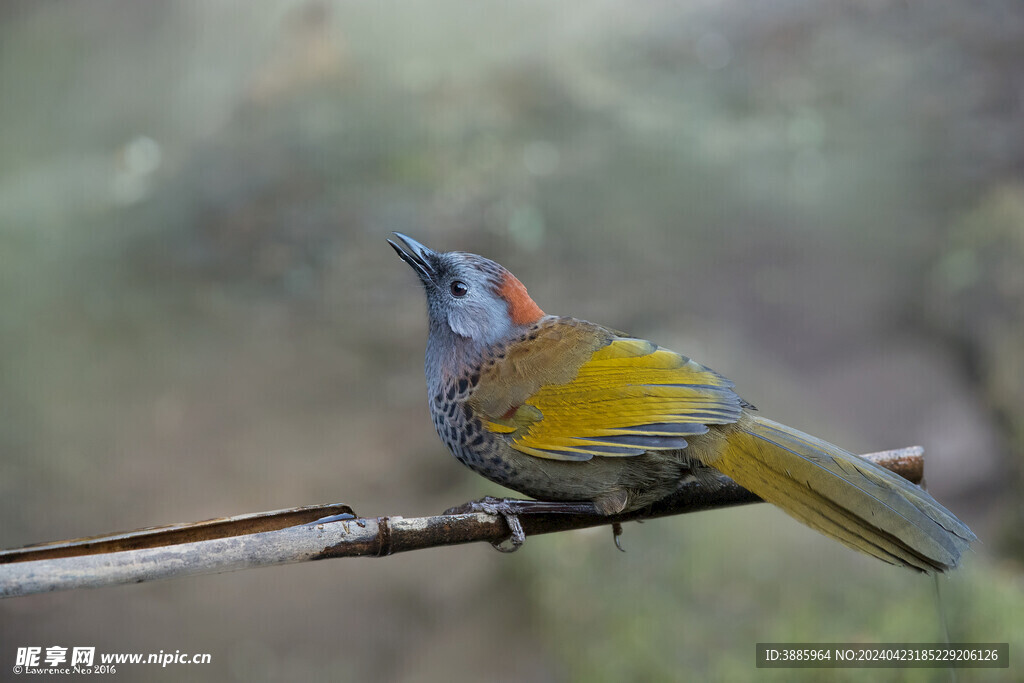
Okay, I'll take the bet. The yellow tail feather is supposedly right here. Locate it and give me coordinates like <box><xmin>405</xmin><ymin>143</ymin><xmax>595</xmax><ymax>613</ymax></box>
<box><xmin>708</xmin><ymin>416</ymin><xmax>975</xmax><ymax>573</ymax></box>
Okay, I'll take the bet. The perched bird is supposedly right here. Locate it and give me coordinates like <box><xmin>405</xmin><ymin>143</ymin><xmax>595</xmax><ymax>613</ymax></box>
<box><xmin>389</xmin><ymin>233</ymin><xmax>975</xmax><ymax>572</ymax></box>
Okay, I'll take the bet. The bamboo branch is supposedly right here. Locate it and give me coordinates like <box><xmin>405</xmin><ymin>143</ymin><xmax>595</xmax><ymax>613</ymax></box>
<box><xmin>0</xmin><ymin>446</ymin><xmax>924</xmax><ymax>598</ymax></box>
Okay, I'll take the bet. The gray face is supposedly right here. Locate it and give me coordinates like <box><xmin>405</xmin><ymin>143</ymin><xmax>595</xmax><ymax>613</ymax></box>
<box><xmin>389</xmin><ymin>234</ymin><xmax>517</xmax><ymax>347</ymax></box>
<box><xmin>430</xmin><ymin>252</ymin><xmax>517</xmax><ymax>345</ymax></box>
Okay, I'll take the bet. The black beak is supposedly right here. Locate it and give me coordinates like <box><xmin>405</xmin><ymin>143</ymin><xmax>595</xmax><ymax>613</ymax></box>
<box><xmin>388</xmin><ymin>232</ymin><xmax>438</xmax><ymax>284</ymax></box>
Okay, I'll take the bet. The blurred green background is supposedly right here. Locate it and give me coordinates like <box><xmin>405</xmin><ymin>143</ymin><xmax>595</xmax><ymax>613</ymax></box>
<box><xmin>2</xmin><ymin>1</ymin><xmax>1024</xmax><ymax>681</ymax></box>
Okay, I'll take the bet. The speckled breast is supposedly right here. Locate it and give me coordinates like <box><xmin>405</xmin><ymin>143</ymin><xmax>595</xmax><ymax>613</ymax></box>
<box><xmin>429</xmin><ymin>369</ymin><xmax>519</xmax><ymax>488</ymax></box>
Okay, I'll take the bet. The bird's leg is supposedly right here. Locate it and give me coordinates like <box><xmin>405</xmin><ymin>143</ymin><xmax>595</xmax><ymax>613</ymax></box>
<box><xmin>444</xmin><ymin>496</ymin><xmax>601</xmax><ymax>552</ymax></box>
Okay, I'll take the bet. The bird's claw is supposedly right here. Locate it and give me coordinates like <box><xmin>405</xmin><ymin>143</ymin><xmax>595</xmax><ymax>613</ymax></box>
<box><xmin>484</xmin><ymin>502</ymin><xmax>526</xmax><ymax>552</ymax></box>
<box><xmin>612</xmin><ymin>522</ymin><xmax>625</xmax><ymax>552</ymax></box>
<box><xmin>443</xmin><ymin>496</ymin><xmax>615</xmax><ymax>553</ymax></box>
<box><xmin>443</xmin><ymin>495</ymin><xmax>503</xmax><ymax>516</ymax></box>
<box><xmin>444</xmin><ymin>496</ymin><xmax>527</xmax><ymax>552</ymax></box>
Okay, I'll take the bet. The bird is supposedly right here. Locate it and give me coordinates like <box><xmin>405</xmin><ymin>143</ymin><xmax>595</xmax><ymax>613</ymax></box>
<box><xmin>388</xmin><ymin>233</ymin><xmax>976</xmax><ymax>572</ymax></box>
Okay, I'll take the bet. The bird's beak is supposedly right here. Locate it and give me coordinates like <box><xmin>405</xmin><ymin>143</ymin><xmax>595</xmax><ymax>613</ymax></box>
<box><xmin>388</xmin><ymin>232</ymin><xmax>438</xmax><ymax>284</ymax></box>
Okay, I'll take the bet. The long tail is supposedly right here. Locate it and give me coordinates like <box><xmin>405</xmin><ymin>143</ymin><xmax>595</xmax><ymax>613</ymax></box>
<box><xmin>707</xmin><ymin>415</ymin><xmax>976</xmax><ymax>573</ymax></box>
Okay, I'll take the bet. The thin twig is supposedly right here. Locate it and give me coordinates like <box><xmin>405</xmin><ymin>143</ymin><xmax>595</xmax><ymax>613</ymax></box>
<box><xmin>0</xmin><ymin>446</ymin><xmax>924</xmax><ymax>598</ymax></box>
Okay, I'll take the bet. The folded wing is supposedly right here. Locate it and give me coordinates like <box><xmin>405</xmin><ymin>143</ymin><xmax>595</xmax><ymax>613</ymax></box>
<box><xmin>490</xmin><ymin>335</ymin><xmax>744</xmax><ymax>461</ymax></box>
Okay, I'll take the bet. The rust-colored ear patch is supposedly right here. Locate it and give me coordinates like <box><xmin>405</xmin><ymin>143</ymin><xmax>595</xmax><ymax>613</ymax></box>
<box><xmin>498</xmin><ymin>271</ymin><xmax>544</xmax><ymax>325</ymax></box>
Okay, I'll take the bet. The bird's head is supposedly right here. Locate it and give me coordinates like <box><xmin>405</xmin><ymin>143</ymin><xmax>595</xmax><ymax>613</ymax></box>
<box><xmin>389</xmin><ymin>233</ymin><xmax>544</xmax><ymax>347</ymax></box>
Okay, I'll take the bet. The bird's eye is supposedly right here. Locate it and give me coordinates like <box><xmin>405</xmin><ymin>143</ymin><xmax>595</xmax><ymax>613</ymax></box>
<box><xmin>449</xmin><ymin>280</ymin><xmax>469</xmax><ymax>298</ymax></box>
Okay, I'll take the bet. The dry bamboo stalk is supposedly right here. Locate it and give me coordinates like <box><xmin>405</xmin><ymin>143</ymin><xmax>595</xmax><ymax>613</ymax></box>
<box><xmin>0</xmin><ymin>447</ymin><xmax>924</xmax><ymax>598</ymax></box>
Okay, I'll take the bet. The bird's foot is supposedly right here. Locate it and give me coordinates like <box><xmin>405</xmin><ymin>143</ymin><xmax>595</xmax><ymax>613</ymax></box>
<box><xmin>443</xmin><ymin>496</ymin><xmax>528</xmax><ymax>552</ymax></box>
<box><xmin>612</xmin><ymin>522</ymin><xmax>625</xmax><ymax>552</ymax></box>
<box><xmin>443</xmin><ymin>497</ymin><xmax>600</xmax><ymax>553</ymax></box>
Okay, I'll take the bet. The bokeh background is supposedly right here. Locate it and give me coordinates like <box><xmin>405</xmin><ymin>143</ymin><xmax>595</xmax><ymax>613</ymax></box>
<box><xmin>3</xmin><ymin>1</ymin><xmax>1024</xmax><ymax>681</ymax></box>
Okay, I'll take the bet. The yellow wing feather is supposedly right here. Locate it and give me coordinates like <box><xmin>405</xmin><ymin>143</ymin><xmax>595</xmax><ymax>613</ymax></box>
<box><xmin>499</xmin><ymin>335</ymin><xmax>744</xmax><ymax>461</ymax></box>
